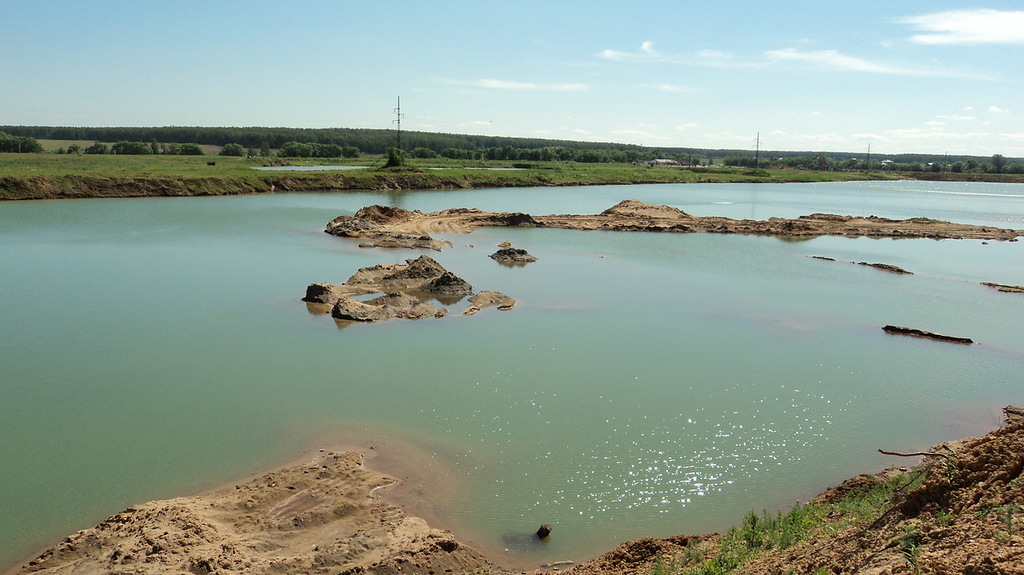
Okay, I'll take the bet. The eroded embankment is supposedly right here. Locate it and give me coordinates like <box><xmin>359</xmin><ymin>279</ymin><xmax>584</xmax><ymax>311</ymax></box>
<box><xmin>325</xmin><ymin>200</ymin><xmax>1024</xmax><ymax>244</ymax></box>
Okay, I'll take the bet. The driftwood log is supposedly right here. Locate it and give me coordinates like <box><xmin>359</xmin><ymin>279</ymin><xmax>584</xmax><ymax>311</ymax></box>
<box><xmin>882</xmin><ymin>325</ymin><xmax>973</xmax><ymax>344</ymax></box>
<box><xmin>878</xmin><ymin>449</ymin><xmax>953</xmax><ymax>460</ymax></box>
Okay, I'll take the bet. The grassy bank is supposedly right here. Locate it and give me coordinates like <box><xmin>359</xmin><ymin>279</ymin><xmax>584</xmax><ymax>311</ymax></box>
<box><xmin>1</xmin><ymin>153</ymin><xmax>908</xmax><ymax>200</ymax></box>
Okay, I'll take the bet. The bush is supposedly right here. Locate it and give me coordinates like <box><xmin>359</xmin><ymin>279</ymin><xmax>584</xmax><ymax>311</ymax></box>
<box><xmin>83</xmin><ymin>142</ymin><xmax>109</xmax><ymax>155</ymax></box>
<box><xmin>219</xmin><ymin>143</ymin><xmax>245</xmax><ymax>157</ymax></box>
<box><xmin>178</xmin><ymin>143</ymin><xmax>204</xmax><ymax>155</ymax></box>
<box><xmin>110</xmin><ymin>141</ymin><xmax>152</xmax><ymax>155</ymax></box>
<box><xmin>278</xmin><ymin>141</ymin><xmax>313</xmax><ymax>157</ymax></box>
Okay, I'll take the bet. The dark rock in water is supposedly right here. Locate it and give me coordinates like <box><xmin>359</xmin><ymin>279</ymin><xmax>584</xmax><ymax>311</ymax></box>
<box><xmin>490</xmin><ymin>246</ymin><xmax>538</xmax><ymax>266</ymax></box>
<box><xmin>537</xmin><ymin>524</ymin><xmax>552</xmax><ymax>539</ymax></box>
<box><xmin>422</xmin><ymin>270</ymin><xmax>473</xmax><ymax>295</ymax></box>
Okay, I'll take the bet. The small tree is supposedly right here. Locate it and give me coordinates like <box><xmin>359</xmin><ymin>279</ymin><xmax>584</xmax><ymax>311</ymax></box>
<box><xmin>410</xmin><ymin>147</ymin><xmax>437</xmax><ymax>159</ymax></box>
<box><xmin>111</xmin><ymin>141</ymin><xmax>152</xmax><ymax>155</ymax></box>
<box><xmin>991</xmin><ymin>154</ymin><xmax>1006</xmax><ymax>174</ymax></box>
<box><xmin>219</xmin><ymin>143</ymin><xmax>246</xmax><ymax>157</ymax></box>
<box><xmin>178</xmin><ymin>143</ymin><xmax>204</xmax><ymax>156</ymax></box>
<box><xmin>383</xmin><ymin>146</ymin><xmax>403</xmax><ymax>168</ymax></box>
<box><xmin>83</xmin><ymin>142</ymin><xmax>109</xmax><ymax>155</ymax></box>
<box><xmin>279</xmin><ymin>141</ymin><xmax>312</xmax><ymax>157</ymax></box>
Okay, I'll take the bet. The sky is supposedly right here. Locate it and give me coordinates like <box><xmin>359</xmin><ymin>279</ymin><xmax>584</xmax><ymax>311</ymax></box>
<box><xmin>2</xmin><ymin>0</ymin><xmax>1023</xmax><ymax>157</ymax></box>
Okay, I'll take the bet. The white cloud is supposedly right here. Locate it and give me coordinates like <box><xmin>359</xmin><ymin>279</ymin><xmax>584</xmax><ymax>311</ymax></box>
<box><xmin>598</xmin><ymin>41</ymin><xmax>662</xmax><ymax>61</ymax></box>
<box><xmin>897</xmin><ymin>9</ymin><xmax>1024</xmax><ymax>45</ymax></box>
<box><xmin>645</xmin><ymin>83</ymin><xmax>691</xmax><ymax>93</ymax></box>
<box><xmin>611</xmin><ymin>128</ymin><xmax>666</xmax><ymax>141</ymax></box>
<box><xmin>989</xmin><ymin>106</ymin><xmax>1009</xmax><ymax>113</ymax></box>
<box><xmin>764</xmin><ymin>48</ymin><xmax>910</xmax><ymax>74</ymax></box>
<box><xmin>599</xmin><ymin>42</ymin><xmax>741</xmax><ymax>67</ymax></box>
<box><xmin>468</xmin><ymin>79</ymin><xmax>588</xmax><ymax>92</ymax></box>
<box><xmin>883</xmin><ymin>127</ymin><xmax>992</xmax><ymax>142</ymax></box>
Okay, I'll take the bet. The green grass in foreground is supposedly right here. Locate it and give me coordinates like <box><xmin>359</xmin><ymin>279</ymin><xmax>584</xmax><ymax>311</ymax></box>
<box><xmin>650</xmin><ymin>471</ymin><xmax>923</xmax><ymax>575</ymax></box>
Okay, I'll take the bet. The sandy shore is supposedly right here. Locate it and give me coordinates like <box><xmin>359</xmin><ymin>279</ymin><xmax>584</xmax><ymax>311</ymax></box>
<box><xmin>9</xmin><ymin>407</ymin><xmax>1022</xmax><ymax>575</ymax></box>
<box><xmin>8</xmin><ymin>437</ymin><xmax>494</xmax><ymax>575</ymax></box>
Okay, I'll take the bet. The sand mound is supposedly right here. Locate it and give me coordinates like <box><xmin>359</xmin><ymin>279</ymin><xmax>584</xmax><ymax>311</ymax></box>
<box><xmin>14</xmin><ymin>452</ymin><xmax>491</xmax><ymax>575</ymax></box>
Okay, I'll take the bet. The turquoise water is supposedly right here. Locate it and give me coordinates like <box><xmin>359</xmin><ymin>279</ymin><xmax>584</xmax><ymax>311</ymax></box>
<box><xmin>1</xmin><ymin>181</ymin><xmax>1022</xmax><ymax>569</ymax></box>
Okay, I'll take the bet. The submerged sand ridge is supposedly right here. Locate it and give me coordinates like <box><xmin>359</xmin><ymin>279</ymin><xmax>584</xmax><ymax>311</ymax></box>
<box><xmin>325</xmin><ymin>200</ymin><xmax>1023</xmax><ymax>249</ymax></box>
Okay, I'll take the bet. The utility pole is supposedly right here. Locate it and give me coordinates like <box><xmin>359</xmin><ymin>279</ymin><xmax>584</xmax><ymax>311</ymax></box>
<box><xmin>866</xmin><ymin>143</ymin><xmax>871</xmax><ymax>171</ymax></box>
<box><xmin>754</xmin><ymin>132</ymin><xmax>760</xmax><ymax>169</ymax></box>
<box><xmin>393</xmin><ymin>97</ymin><xmax>404</xmax><ymax>152</ymax></box>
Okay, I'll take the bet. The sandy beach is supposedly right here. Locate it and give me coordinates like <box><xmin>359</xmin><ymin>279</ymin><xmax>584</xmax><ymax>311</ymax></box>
<box><xmin>7</xmin><ymin>433</ymin><xmax>495</xmax><ymax>575</ymax></box>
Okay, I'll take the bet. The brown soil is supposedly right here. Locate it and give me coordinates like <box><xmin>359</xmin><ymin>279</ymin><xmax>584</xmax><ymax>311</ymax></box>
<box><xmin>324</xmin><ymin>200</ymin><xmax>1022</xmax><ymax>249</ymax></box>
<box><xmin>10</xmin><ymin>451</ymin><xmax>492</xmax><ymax>575</ymax></box>
<box><xmin>982</xmin><ymin>282</ymin><xmax>1024</xmax><ymax>294</ymax></box>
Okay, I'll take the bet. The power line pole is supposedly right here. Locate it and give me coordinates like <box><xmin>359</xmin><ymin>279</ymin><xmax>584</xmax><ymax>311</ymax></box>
<box><xmin>393</xmin><ymin>97</ymin><xmax>404</xmax><ymax>152</ymax></box>
<box><xmin>866</xmin><ymin>143</ymin><xmax>871</xmax><ymax>171</ymax></box>
<box><xmin>754</xmin><ymin>132</ymin><xmax>760</xmax><ymax>169</ymax></box>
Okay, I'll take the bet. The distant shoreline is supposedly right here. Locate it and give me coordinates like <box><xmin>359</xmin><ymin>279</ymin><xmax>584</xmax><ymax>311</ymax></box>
<box><xmin>3</xmin><ymin>155</ymin><xmax>1023</xmax><ymax>201</ymax></box>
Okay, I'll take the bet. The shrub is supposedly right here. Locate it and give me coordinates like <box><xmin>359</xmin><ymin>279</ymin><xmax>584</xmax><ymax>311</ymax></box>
<box><xmin>219</xmin><ymin>143</ymin><xmax>245</xmax><ymax>157</ymax></box>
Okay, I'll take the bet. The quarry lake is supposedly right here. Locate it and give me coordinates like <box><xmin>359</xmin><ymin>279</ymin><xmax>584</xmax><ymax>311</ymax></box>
<box><xmin>1</xmin><ymin>180</ymin><xmax>1022</xmax><ymax>569</ymax></box>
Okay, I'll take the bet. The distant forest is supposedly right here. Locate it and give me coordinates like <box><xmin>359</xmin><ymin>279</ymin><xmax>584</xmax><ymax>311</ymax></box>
<box><xmin>3</xmin><ymin>125</ymin><xmax>1021</xmax><ymax>172</ymax></box>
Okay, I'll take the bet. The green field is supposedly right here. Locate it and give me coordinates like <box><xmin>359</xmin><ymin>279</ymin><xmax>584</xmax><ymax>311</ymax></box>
<box><xmin>0</xmin><ymin>151</ymin><xmax>983</xmax><ymax>201</ymax></box>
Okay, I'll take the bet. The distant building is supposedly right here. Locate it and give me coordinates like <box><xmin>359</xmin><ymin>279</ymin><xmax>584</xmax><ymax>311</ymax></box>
<box><xmin>646</xmin><ymin>158</ymin><xmax>682</xmax><ymax>166</ymax></box>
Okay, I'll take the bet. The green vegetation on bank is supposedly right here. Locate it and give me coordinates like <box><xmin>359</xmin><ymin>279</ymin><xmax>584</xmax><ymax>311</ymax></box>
<box><xmin>0</xmin><ymin>153</ymin><xmax>914</xmax><ymax>200</ymax></box>
<box><xmin>650</xmin><ymin>471</ymin><xmax>924</xmax><ymax>575</ymax></box>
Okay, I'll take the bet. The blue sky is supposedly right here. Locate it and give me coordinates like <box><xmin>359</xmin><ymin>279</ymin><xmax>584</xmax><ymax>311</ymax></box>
<box><xmin>3</xmin><ymin>0</ymin><xmax>1023</xmax><ymax>156</ymax></box>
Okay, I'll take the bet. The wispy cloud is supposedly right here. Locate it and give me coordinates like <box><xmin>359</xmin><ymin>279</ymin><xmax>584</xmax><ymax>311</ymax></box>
<box><xmin>644</xmin><ymin>83</ymin><xmax>692</xmax><ymax>93</ymax></box>
<box><xmin>598</xmin><ymin>40</ymin><xmax>663</xmax><ymax>61</ymax></box>
<box><xmin>472</xmin><ymin>79</ymin><xmax>588</xmax><ymax>92</ymax></box>
<box><xmin>598</xmin><ymin>43</ymin><xmax>744</xmax><ymax>68</ymax></box>
<box><xmin>897</xmin><ymin>9</ymin><xmax>1024</xmax><ymax>45</ymax></box>
<box><xmin>764</xmin><ymin>48</ymin><xmax>911</xmax><ymax>74</ymax></box>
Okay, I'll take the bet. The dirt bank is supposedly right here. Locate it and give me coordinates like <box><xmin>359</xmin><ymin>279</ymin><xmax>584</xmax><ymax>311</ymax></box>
<box><xmin>325</xmin><ymin>200</ymin><xmax>1023</xmax><ymax>248</ymax></box>
<box><xmin>570</xmin><ymin>414</ymin><xmax>1024</xmax><ymax>575</ymax></box>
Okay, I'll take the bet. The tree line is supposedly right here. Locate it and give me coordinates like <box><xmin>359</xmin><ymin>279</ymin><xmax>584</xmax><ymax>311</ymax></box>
<box><xmin>3</xmin><ymin>126</ymin><xmax>1021</xmax><ymax>171</ymax></box>
<box><xmin>723</xmin><ymin>153</ymin><xmax>1023</xmax><ymax>174</ymax></box>
<box><xmin>0</xmin><ymin>130</ymin><xmax>44</xmax><ymax>153</ymax></box>
<box><xmin>1</xmin><ymin>125</ymin><xmax>647</xmax><ymax>157</ymax></box>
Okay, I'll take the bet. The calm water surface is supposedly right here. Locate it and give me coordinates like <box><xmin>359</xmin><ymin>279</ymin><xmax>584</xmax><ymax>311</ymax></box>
<box><xmin>1</xmin><ymin>181</ymin><xmax>1022</xmax><ymax>568</ymax></box>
